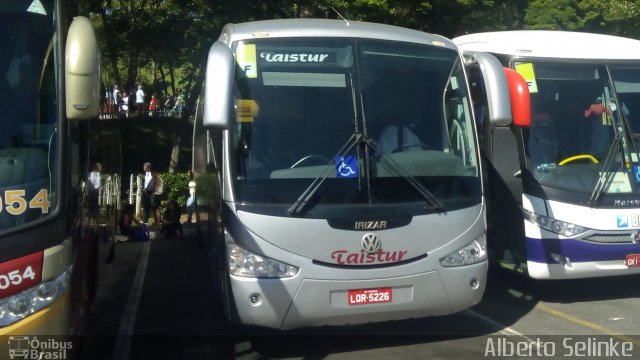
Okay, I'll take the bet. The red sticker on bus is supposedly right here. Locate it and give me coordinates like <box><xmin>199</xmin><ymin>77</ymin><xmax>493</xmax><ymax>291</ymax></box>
<box><xmin>348</xmin><ymin>287</ymin><xmax>392</xmax><ymax>305</ymax></box>
<box><xmin>0</xmin><ymin>252</ymin><xmax>43</xmax><ymax>299</ymax></box>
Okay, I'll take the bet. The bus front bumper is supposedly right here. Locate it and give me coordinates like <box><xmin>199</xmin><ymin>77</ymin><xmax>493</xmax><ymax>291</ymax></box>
<box><xmin>229</xmin><ymin>261</ymin><xmax>487</xmax><ymax>330</ymax></box>
<box><xmin>526</xmin><ymin>237</ymin><xmax>640</xmax><ymax>279</ymax></box>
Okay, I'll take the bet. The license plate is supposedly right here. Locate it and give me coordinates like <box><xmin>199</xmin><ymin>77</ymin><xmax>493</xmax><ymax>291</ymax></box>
<box><xmin>348</xmin><ymin>287</ymin><xmax>392</xmax><ymax>305</ymax></box>
<box><xmin>626</xmin><ymin>254</ymin><xmax>640</xmax><ymax>267</ymax></box>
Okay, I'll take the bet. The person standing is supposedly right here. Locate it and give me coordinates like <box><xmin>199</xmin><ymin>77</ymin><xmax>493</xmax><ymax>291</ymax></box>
<box><xmin>186</xmin><ymin>170</ymin><xmax>196</xmax><ymax>224</ymax></box>
<box><xmin>149</xmin><ymin>95</ymin><xmax>158</xmax><ymax>116</ymax></box>
<box><xmin>112</xmin><ymin>85</ymin><xmax>120</xmax><ymax>113</ymax></box>
<box><xmin>150</xmin><ymin>171</ymin><xmax>164</xmax><ymax>227</ymax></box>
<box><xmin>104</xmin><ymin>87</ymin><xmax>112</xmax><ymax>115</ymax></box>
<box><xmin>142</xmin><ymin>162</ymin><xmax>152</xmax><ymax>223</ymax></box>
<box><xmin>135</xmin><ymin>85</ymin><xmax>146</xmax><ymax>116</ymax></box>
<box><xmin>584</xmin><ymin>97</ymin><xmax>613</xmax><ymax>159</ymax></box>
<box><xmin>89</xmin><ymin>162</ymin><xmax>102</xmax><ymax>191</ymax></box>
<box><xmin>164</xmin><ymin>94</ymin><xmax>174</xmax><ymax>116</ymax></box>
<box><xmin>173</xmin><ymin>91</ymin><xmax>185</xmax><ymax>117</ymax></box>
<box><xmin>88</xmin><ymin>162</ymin><xmax>102</xmax><ymax>221</ymax></box>
<box><xmin>121</xmin><ymin>91</ymin><xmax>130</xmax><ymax>117</ymax></box>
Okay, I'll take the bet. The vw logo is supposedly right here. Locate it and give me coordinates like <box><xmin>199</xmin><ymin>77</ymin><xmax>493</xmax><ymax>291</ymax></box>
<box><xmin>631</xmin><ymin>230</ymin><xmax>640</xmax><ymax>244</ymax></box>
<box><xmin>361</xmin><ymin>233</ymin><xmax>381</xmax><ymax>253</ymax></box>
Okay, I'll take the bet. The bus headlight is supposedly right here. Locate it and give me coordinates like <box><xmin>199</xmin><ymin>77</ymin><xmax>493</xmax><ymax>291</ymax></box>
<box><xmin>7</xmin><ymin>295</ymin><xmax>32</xmax><ymax>317</ymax></box>
<box><xmin>227</xmin><ymin>244</ymin><xmax>299</xmax><ymax>278</ymax></box>
<box><xmin>0</xmin><ymin>267</ymin><xmax>71</xmax><ymax>327</ymax></box>
<box><xmin>439</xmin><ymin>236</ymin><xmax>487</xmax><ymax>267</ymax></box>
<box><xmin>523</xmin><ymin>209</ymin><xmax>588</xmax><ymax>237</ymax></box>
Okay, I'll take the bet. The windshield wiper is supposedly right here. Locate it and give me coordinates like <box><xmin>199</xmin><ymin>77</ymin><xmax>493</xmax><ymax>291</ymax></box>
<box><xmin>287</xmin><ymin>133</ymin><xmax>445</xmax><ymax>215</ymax></box>
<box><xmin>588</xmin><ymin>133</ymin><xmax>621</xmax><ymax>206</ymax></box>
<box><xmin>289</xmin><ymin>73</ymin><xmax>366</xmax><ymax>216</ymax></box>
<box><xmin>288</xmin><ymin>133</ymin><xmax>360</xmax><ymax>216</ymax></box>
<box><xmin>366</xmin><ymin>138</ymin><xmax>445</xmax><ymax>212</ymax></box>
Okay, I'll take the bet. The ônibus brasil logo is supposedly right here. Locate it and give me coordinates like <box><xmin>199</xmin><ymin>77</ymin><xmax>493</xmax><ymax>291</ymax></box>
<box><xmin>7</xmin><ymin>336</ymin><xmax>73</xmax><ymax>360</ymax></box>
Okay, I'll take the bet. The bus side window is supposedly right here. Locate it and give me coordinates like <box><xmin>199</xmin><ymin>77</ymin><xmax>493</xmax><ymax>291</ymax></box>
<box><xmin>0</xmin><ymin>147</ymin><xmax>48</xmax><ymax>228</ymax></box>
<box><xmin>467</xmin><ymin>65</ymin><xmax>488</xmax><ymax>147</ymax></box>
<box><xmin>0</xmin><ymin>148</ymin><xmax>47</xmax><ymax>186</ymax></box>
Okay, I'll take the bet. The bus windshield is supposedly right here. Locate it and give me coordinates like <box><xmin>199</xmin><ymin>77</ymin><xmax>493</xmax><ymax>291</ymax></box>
<box><xmin>0</xmin><ymin>0</ymin><xmax>57</xmax><ymax>231</ymax></box>
<box><xmin>232</xmin><ymin>38</ymin><xmax>479</xmax><ymax>217</ymax></box>
<box><xmin>517</xmin><ymin>60</ymin><xmax>640</xmax><ymax>197</ymax></box>
<box><xmin>610</xmin><ymin>65</ymin><xmax>640</xmax><ymax>136</ymax></box>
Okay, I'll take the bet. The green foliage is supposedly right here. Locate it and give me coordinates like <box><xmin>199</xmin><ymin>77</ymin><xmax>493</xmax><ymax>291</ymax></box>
<box><xmin>604</xmin><ymin>0</ymin><xmax>640</xmax><ymax>21</ymax></box>
<box><xmin>159</xmin><ymin>171</ymin><xmax>190</xmax><ymax>210</ymax></box>
<box><xmin>524</xmin><ymin>0</ymin><xmax>584</xmax><ymax>30</ymax></box>
<box><xmin>80</xmin><ymin>0</ymin><xmax>220</xmax><ymax>112</ymax></box>
<box><xmin>67</xmin><ymin>0</ymin><xmax>640</xmax><ymax>112</ymax></box>
<box><xmin>584</xmin><ymin>0</ymin><xmax>640</xmax><ymax>37</ymax></box>
<box><xmin>193</xmin><ymin>171</ymin><xmax>219</xmax><ymax>210</ymax></box>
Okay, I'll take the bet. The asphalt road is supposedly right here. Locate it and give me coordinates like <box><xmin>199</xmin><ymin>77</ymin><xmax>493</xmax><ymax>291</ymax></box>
<box><xmin>80</xmin><ymin>224</ymin><xmax>640</xmax><ymax>360</ymax></box>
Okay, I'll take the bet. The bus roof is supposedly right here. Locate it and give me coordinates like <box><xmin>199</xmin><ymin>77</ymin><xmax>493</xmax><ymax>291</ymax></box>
<box><xmin>218</xmin><ymin>19</ymin><xmax>455</xmax><ymax>50</ymax></box>
<box><xmin>453</xmin><ymin>30</ymin><xmax>640</xmax><ymax>60</ymax></box>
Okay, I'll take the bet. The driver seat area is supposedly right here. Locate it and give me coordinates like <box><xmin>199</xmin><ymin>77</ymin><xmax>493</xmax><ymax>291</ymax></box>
<box><xmin>375</xmin><ymin>125</ymin><xmax>422</xmax><ymax>157</ymax></box>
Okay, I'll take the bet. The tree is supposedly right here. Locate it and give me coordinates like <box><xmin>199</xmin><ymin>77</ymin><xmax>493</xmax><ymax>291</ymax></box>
<box><xmin>524</xmin><ymin>0</ymin><xmax>584</xmax><ymax>30</ymax></box>
<box><xmin>67</xmin><ymin>0</ymin><xmax>640</xmax><ymax>173</ymax></box>
<box><xmin>580</xmin><ymin>0</ymin><xmax>640</xmax><ymax>37</ymax></box>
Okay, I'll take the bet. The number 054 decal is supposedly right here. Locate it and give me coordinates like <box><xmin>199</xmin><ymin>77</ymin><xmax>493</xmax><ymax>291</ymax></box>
<box><xmin>0</xmin><ymin>189</ymin><xmax>50</xmax><ymax>215</ymax></box>
<box><xmin>0</xmin><ymin>251</ymin><xmax>43</xmax><ymax>299</ymax></box>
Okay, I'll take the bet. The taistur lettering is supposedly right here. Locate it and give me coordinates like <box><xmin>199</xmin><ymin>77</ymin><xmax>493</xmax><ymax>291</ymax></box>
<box><xmin>259</xmin><ymin>52</ymin><xmax>329</xmax><ymax>63</ymax></box>
<box><xmin>331</xmin><ymin>249</ymin><xmax>407</xmax><ymax>265</ymax></box>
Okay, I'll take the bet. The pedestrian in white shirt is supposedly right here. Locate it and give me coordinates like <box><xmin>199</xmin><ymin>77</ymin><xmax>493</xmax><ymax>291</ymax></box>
<box><xmin>135</xmin><ymin>85</ymin><xmax>146</xmax><ymax>116</ymax></box>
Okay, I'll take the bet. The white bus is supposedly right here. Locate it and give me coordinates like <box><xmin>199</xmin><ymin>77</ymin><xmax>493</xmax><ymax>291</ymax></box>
<box><xmin>193</xmin><ymin>19</ymin><xmax>526</xmax><ymax>329</ymax></box>
<box><xmin>454</xmin><ymin>30</ymin><xmax>640</xmax><ymax>279</ymax></box>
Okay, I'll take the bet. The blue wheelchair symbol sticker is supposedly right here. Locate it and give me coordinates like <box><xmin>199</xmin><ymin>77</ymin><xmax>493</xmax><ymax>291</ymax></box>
<box><xmin>336</xmin><ymin>156</ymin><xmax>358</xmax><ymax>178</ymax></box>
<box><xmin>617</xmin><ymin>215</ymin><xmax>629</xmax><ymax>228</ymax></box>
<box><xmin>634</xmin><ymin>165</ymin><xmax>640</xmax><ymax>184</ymax></box>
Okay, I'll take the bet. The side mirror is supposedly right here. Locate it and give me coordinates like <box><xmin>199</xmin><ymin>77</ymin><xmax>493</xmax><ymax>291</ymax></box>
<box><xmin>504</xmin><ymin>68</ymin><xmax>531</xmax><ymax>127</ymax></box>
<box><xmin>469</xmin><ymin>51</ymin><xmax>513</xmax><ymax>127</ymax></box>
<box><xmin>65</xmin><ymin>16</ymin><xmax>100</xmax><ymax>120</ymax></box>
<box><xmin>203</xmin><ymin>41</ymin><xmax>235</xmax><ymax>128</ymax></box>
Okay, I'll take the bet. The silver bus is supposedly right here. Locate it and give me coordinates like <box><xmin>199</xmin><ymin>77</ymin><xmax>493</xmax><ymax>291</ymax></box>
<box><xmin>193</xmin><ymin>19</ymin><xmax>524</xmax><ymax>329</ymax></box>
